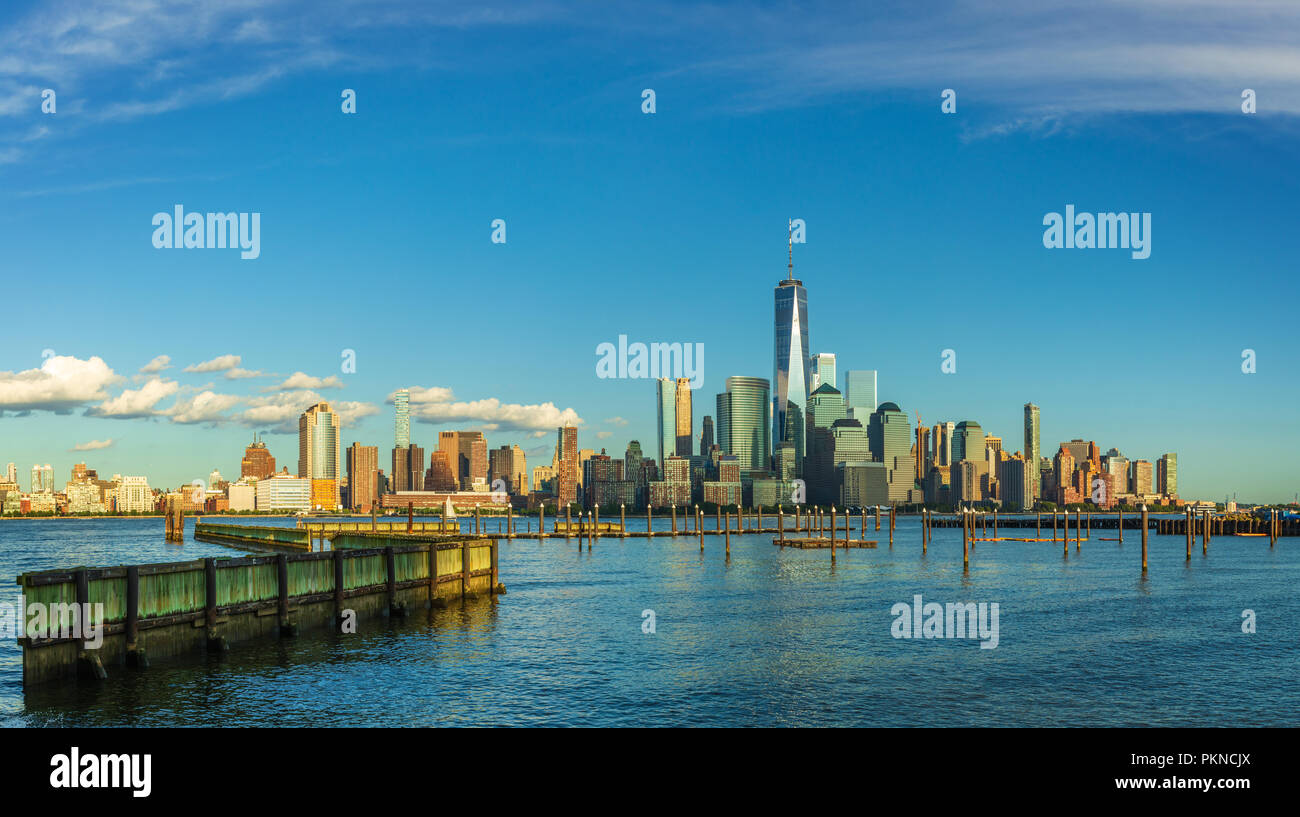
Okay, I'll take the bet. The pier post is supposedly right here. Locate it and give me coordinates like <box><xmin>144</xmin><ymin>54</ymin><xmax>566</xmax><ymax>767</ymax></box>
<box><xmin>1118</xmin><ymin>507</ymin><xmax>1123</xmax><ymax>544</ymax></box>
<box><xmin>125</xmin><ymin>565</ymin><xmax>142</xmax><ymax>662</ymax></box>
<box><xmin>385</xmin><ymin>546</ymin><xmax>397</xmax><ymax>613</ymax></box>
<box><xmin>1141</xmin><ymin>505</ymin><xmax>1149</xmax><ymax>574</ymax></box>
<box><xmin>1075</xmin><ymin>509</ymin><xmax>1081</xmax><ymax>550</ymax></box>
<box><xmin>993</xmin><ymin>509</ymin><xmax>998</xmax><ymax>541</ymax></box>
<box><xmin>758</xmin><ymin>506</ymin><xmax>763</xmax><ymax>533</ymax></box>
<box><xmin>724</xmin><ymin>507</ymin><xmax>731</xmax><ymax>558</ymax></box>
<box><xmin>1271</xmin><ymin>509</ymin><xmax>1277</xmax><ymax>547</ymax></box>
<box><xmin>962</xmin><ymin>510</ymin><xmax>969</xmax><ymax>567</ymax></box>
<box><xmin>332</xmin><ymin>549</ymin><xmax>345</xmax><ymax>623</ymax></box>
<box><xmin>1053</xmin><ymin>511</ymin><xmax>1058</xmax><ymax>542</ymax></box>
<box><xmin>461</xmin><ymin>540</ymin><xmax>471</xmax><ymax>596</ymax></box>
<box><xmin>647</xmin><ymin>506</ymin><xmax>652</xmax><ymax>538</ymax></box>
<box><xmin>875</xmin><ymin>504</ymin><xmax>881</xmax><ymax>531</ymax></box>
<box><xmin>507</xmin><ymin>505</ymin><xmax>513</xmax><ymax>538</ymax></box>
<box><xmin>830</xmin><ymin>506</ymin><xmax>836</xmax><ymax>548</ymax></box>
<box><xmin>717</xmin><ymin>506</ymin><xmax>721</xmax><ymax>535</ymax></box>
<box><xmin>672</xmin><ymin>504</ymin><xmax>678</xmax><ymax>536</ymax></box>
<box><xmin>1036</xmin><ymin>512</ymin><xmax>1040</xmax><ymax>538</ymax></box>
<box><xmin>491</xmin><ymin>539</ymin><xmax>499</xmax><ymax>591</ymax></box>
<box><xmin>621</xmin><ymin>504</ymin><xmax>626</xmax><ymax>538</ymax></box>
<box><xmin>778</xmin><ymin>507</ymin><xmax>784</xmax><ymax>546</ymax></box>
<box><xmin>1203</xmin><ymin>511</ymin><xmax>1209</xmax><ymax>554</ymax></box>
<box><xmin>539</xmin><ymin>505</ymin><xmax>546</xmax><ymax>540</ymax></box>
<box><xmin>889</xmin><ymin>504</ymin><xmax>895</xmax><ymax>548</ymax></box>
<box><xmin>1186</xmin><ymin>514</ymin><xmax>1191</xmax><ymax>560</ymax></box>
<box><xmin>698</xmin><ymin>506</ymin><xmax>704</xmax><ymax>550</ymax></box>
<box><xmin>594</xmin><ymin>507</ymin><xmax>600</xmax><ymax>541</ymax></box>
<box><xmin>1185</xmin><ymin>507</ymin><xmax>1192</xmax><ymax>554</ymax></box>
<box><xmin>567</xmin><ymin>506</ymin><xmax>573</xmax><ymax>539</ymax></box>
<box><xmin>371</xmin><ymin>505</ymin><xmax>377</xmax><ymax>531</ymax></box>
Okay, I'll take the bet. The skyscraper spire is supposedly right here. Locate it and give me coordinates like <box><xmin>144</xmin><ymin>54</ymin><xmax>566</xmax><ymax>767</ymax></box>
<box><xmin>787</xmin><ymin>219</ymin><xmax>794</xmax><ymax>280</ymax></box>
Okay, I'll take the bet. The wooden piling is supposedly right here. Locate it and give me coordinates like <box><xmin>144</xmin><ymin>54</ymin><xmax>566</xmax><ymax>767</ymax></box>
<box><xmin>724</xmin><ymin>507</ymin><xmax>730</xmax><ymax>558</ymax></box>
<box><xmin>962</xmin><ymin>511</ymin><xmax>969</xmax><ymax>567</ymax></box>
<box><xmin>672</xmin><ymin>505</ymin><xmax>678</xmax><ymax>535</ymax></box>
<box><xmin>621</xmin><ymin>504</ymin><xmax>626</xmax><ymax>538</ymax></box>
<box><xmin>1118</xmin><ymin>507</ymin><xmax>1123</xmax><ymax>543</ymax></box>
<box><xmin>699</xmin><ymin>506</ymin><xmax>704</xmax><ymax>550</ymax></box>
<box><xmin>875</xmin><ymin>505</ymin><xmax>881</xmax><ymax>531</ymax></box>
<box><xmin>1141</xmin><ymin>505</ymin><xmax>1149</xmax><ymax>573</ymax></box>
<box><xmin>888</xmin><ymin>505</ymin><xmax>894</xmax><ymax>548</ymax></box>
<box><xmin>778</xmin><ymin>507</ymin><xmax>785</xmax><ymax>547</ymax></box>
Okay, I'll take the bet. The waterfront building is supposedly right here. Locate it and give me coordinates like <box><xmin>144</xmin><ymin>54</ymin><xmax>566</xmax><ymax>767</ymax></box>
<box><xmin>346</xmin><ymin>443</ymin><xmax>379</xmax><ymax>511</ymax></box>
<box><xmin>843</xmin><ymin>370</ymin><xmax>877</xmax><ymax>422</ymax></box>
<box><xmin>298</xmin><ymin>403</ymin><xmax>341</xmax><ymax>509</ymax></box>
<box><xmin>700</xmin><ymin>416</ymin><xmax>714</xmax><ymax>456</ymax></box>
<box><xmin>624</xmin><ymin>441</ymin><xmax>646</xmax><ymax>507</ymax></box>
<box><xmin>116</xmin><ymin>476</ymin><xmax>152</xmax><ymax>513</ymax></box>
<box><xmin>924</xmin><ymin>465</ymin><xmax>951</xmax><ymax>505</ymax></box>
<box><xmin>915</xmin><ymin>424</ymin><xmax>931</xmax><ymax>482</ymax></box>
<box><xmin>716</xmin><ymin>376</ymin><xmax>771</xmax><ymax>474</ymax></box>
<box><xmin>869</xmin><ymin>402</ymin><xmax>913</xmax><ymax>502</ymax></box>
<box><xmin>774</xmin><ymin>441</ymin><xmax>797</xmax><ymax>481</ymax></box>
<box><xmin>933</xmin><ymin>421</ymin><xmax>954</xmax><ymax>466</ymax></box>
<box><xmin>811</xmin><ymin>352</ymin><xmax>837</xmax><ymax>390</ymax></box>
<box><xmin>394</xmin><ymin>388</ymin><xmax>410</xmax><ymax>449</ymax></box>
<box><xmin>773</xmin><ymin>241</ymin><xmax>811</xmax><ymax>476</ymax></box>
<box><xmin>241</xmin><ymin>435</ymin><xmax>276</xmax><ymax>480</ymax></box>
<box><xmin>392</xmin><ymin>444</ymin><xmax>424</xmax><ymax>494</ymax></box>
<box><xmin>227</xmin><ymin>482</ymin><xmax>255</xmax><ymax>512</ymax></box>
<box><xmin>66</xmin><ymin>482</ymin><xmax>104</xmax><ymax>514</ymax></box>
<box><xmin>255</xmin><ymin>472</ymin><xmax>311</xmax><ymax>512</ymax></box>
<box><xmin>31</xmin><ymin>464</ymin><xmax>53</xmax><ymax>493</ymax></box>
<box><xmin>840</xmin><ymin>461</ymin><xmax>890</xmax><ymax>507</ymax></box>
<box><xmin>5</xmin><ymin>463</ymin><xmax>15</xmax><ymax>484</ymax></box>
<box><xmin>531</xmin><ymin>465</ymin><xmax>556</xmax><ymax>494</ymax></box>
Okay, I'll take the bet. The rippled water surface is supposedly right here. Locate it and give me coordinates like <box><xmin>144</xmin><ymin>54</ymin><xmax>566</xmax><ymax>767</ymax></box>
<box><xmin>2</xmin><ymin>515</ymin><xmax>1295</xmax><ymax>726</ymax></box>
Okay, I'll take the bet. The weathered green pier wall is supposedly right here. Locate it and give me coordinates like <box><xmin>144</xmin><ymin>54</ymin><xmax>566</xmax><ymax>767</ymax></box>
<box><xmin>194</xmin><ymin>521</ymin><xmax>312</xmax><ymax>551</ymax></box>
<box><xmin>16</xmin><ymin>528</ymin><xmax>501</xmax><ymax>687</ymax></box>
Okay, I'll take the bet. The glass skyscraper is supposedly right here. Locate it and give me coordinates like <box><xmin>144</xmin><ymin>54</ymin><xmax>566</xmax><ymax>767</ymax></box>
<box><xmin>811</xmin><ymin>352</ymin><xmax>836</xmax><ymax>390</ymax></box>
<box><xmin>774</xmin><ymin>261</ymin><xmax>810</xmax><ymax>474</ymax></box>
<box><xmin>716</xmin><ymin>376</ymin><xmax>771</xmax><ymax>473</ymax></box>
<box><xmin>844</xmin><ymin>370</ymin><xmax>877</xmax><ymax>421</ymax></box>
<box><xmin>394</xmin><ymin>388</ymin><xmax>410</xmax><ymax>449</ymax></box>
<box><xmin>656</xmin><ymin>378</ymin><xmax>675</xmax><ymax>468</ymax></box>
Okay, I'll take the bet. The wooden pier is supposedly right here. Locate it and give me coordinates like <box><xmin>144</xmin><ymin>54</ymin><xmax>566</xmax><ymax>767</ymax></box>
<box><xmin>15</xmin><ymin>525</ymin><xmax>502</xmax><ymax>687</ymax></box>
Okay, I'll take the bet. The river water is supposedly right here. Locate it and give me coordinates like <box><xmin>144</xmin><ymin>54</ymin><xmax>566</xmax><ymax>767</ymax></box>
<box><xmin>1</xmin><ymin>515</ymin><xmax>1295</xmax><ymax>726</ymax></box>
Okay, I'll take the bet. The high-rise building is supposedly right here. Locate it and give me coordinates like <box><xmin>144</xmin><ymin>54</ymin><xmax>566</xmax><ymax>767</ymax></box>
<box><xmin>1157</xmin><ymin>453</ymin><xmax>1178</xmax><ymax>497</ymax></box>
<box><xmin>31</xmin><ymin>464</ymin><xmax>53</xmax><ymax>493</ymax></box>
<box><xmin>1130</xmin><ymin>459</ymin><xmax>1154</xmax><ymax>495</ymax></box>
<box><xmin>116</xmin><ymin>476</ymin><xmax>153</xmax><ymax>513</ymax></box>
<box><xmin>298</xmin><ymin>403</ymin><xmax>341</xmax><ymax>509</ymax></box>
<box><xmin>915</xmin><ymin>424</ymin><xmax>931</xmax><ymax>482</ymax></box>
<box><xmin>5</xmin><ymin>463</ymin><xmax>15</xmax><ymax>484</ymax></box>
<box><xmin>346</xmin><ymin>443</ymin><xmax>379</xmax><ymax>511</ymax></box>
<box><xmin>933</xmin><ymin>421</ymin><xmax>954</xmax><ymax>466</ymax></box>
<box><xmin>806</xmin><ymin>383</ymin><xmax>846</xmax><ymax>440</ymax></box>
<box><xmin>1102</xmin><ymin>449</ymin><xmax>1130</xmax><ymax>495</ymax></box>
<box><xmin>489</xmin><ymin>445</ymin><xmax>522</xmax><ymax>493</ymax></box>
<box><xmin>674</xmin><ymin>377</ymin><xmax>693</xmax><ymax>457</ymax></box>
<box><xmin>656</xmin><ymin>378</ymin><xmax>675</xmax><ymax>468</ymax></box>
<box><xmin>951</xmin><ymin>421</ymin><xmax>983</xmax><ymax>464</ymax></box>
<box><xmin>843</xmin><ymin>370</ymin><xmax>877</xmax><ymax>421</ymax></box>
<box><xmin>700</xmin><ymin>416</ymin><xmax>714</xmax><ymax>456</ymax></box>
<box><xmin>392</xmin><ymin>444</ymin><xmax>425</xmax><ymax>493</ymax></box>
<box><xmin>811</xmin><ymin>353</ymin><xmax>837</xmax><ymax>390</ymax></box>
<box><xmin>868</xmin><ymin>402</ymin><xmax>913</xmax><ymax>502</ymax></box>
<box><xmin>1023</xmin><ymin>404</ymin><xmax>1041</xmax><ymax>490</ymax></box>
<box><xmin>241</xmin><ymin>435</ymin><xmax>276</xmax><ymax>480</ymax></box>
<box><xmin>437</xmin><ymin>431</ymin><xmax>488</xmax><ymax>491</ymax></box>
<box><xmin>424</xmin><ymin>449</ymin><xmax>456</xmax><ymax>491</ymax></box>
<box><xmin>394</xmin><ymin>388</ymin><xmax>410</xmax><ymax>449</ymax></box>
<box><xmin>999</xmin><ymin>455</ymin><xmax>1034</xmax><ymax>511</ymax></box>
<box><xmin>773</xmin><ymin>238</ymin><xmax>811</xmax><ymax>475</ymax></box>
<box><xmin>556</xmin><ymin>425</ymin><xmax>578</xmax><ymax>506</ymax></box>
<box><xmin>715</xmin><ymin>376</ymin><xmax>771</xmax><ymax>474</ymax></box>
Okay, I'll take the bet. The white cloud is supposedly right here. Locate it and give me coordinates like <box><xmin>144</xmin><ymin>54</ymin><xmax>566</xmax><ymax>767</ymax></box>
<box><xmin>410</xmin><ymin>395</ymin><xmax>582</xmax><ymax>434</ymax></box>
<box><xmin>163</xmin><ymin>390</ymin><xmax>241</xmax><ymax>424</ymax></box>
<box><xmin>88</xmin><ymin>377</ymin><xmax>180</xmax><ymax>418</ymax></box>
<box><xmin>239</xmin><ymin>390</ymin><xmax>377</xmax><ymax>432</ymax></box>
<box><xmin>269</xmin><ymin>372</ymin><xmax>343</xmax><ymax>391</ymax></box>
<box><xmin>70</xmin><ymin>438</ymin><xmax>114</xmax><ymax>452</ymax></box>
<box><xmin>595</xmin><ymin>431</ymin><xmax>612</xmax><ymax>439</ymax></box>
<box><xmin>225</xmin><ymin>368</ymin><xmax>269</xmax><ymax>379</ymax></box>
<box><xmin>184</xmin><ymin>354</ymin><xmax>241</xmax><ymax>373</ymax></box>
<box><xmin>393</xmin><ymin>385</ymin><xmax>456</xmax><ymax>404</ymax></box>
<box><xmin>605</xmin><ymin>416</ymin><xmax>628</xmax><ymax>426</ymax></box>
<box><xmin>139</xmin><ymin>354</ymin><xmax>171</xmax><ymax>373</ymax></box>
<box><xmin>0</xmin><ymin>355</ymin><xmax>121</xmax><ymax>412</ymax></box>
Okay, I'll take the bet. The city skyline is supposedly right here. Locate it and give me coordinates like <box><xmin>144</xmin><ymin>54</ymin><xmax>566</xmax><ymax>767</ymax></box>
<box><xmin>1</xmin><ymin>3</ymin><xmax>1297</xmax><ymax>501</ymax></box>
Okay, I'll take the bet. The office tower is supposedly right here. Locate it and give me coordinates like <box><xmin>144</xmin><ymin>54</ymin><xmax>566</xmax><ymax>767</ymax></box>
<box><xmin>577</xmin><ymin>449</ymin><xmax>594</xmax><ymax>489</ymax></box>
<box><xmin>716</xmin><ymin>376</ymin><xmax>771</xmax><ymax>473</ymax></box>
<box><xmin>811</xmin><ymin>353</ymin><xmax>837</xmax><ymax>390</ymax></box>
<box><xmin>532</xmin><ymin>465</ymin><xmax>556</xmax><ymax>494</ymax></box>
<box><xmin>556</xmin><ymin>426</ymin><xmax>578</xmax><ymax>506</ymax></box>
<box><xmin>394</xmin><ymin>388</ymin><xmax>410</xmax><ymax>449</ymax></box>
<box><xmin>298</xmin><ymin>403</ymin><xmax>341</xmax><ymax>509</ymax></box>
<box><xmin>700</xmin><ymin>416</ymin><xmax>714</xmax><ymax>456</ymax></box>
<box><xmin>674</xmin><ymin>377</ymin><xmax>693</xmax><ymax>457</ymax></box>
<box><xmin>656</xmin><ymin>378</ymin><xmax>675</xmax><ymax>468</ymax></box>
<box><xmin>625</xmin><ymin>441</ymin><xmax>645</xmax><ymax>507</ymax></box>
<box><xmin>346</xmin><ymin>444</ymin><xmax>379</xmax><ymax>511</ymax></box>
<box><xmin>241</xmin><ymin>434</ymin><xmax>276</xmax><ymax>480</ymax></box>
<box><xmin>806</xmin><ymin>383</ymin><xmax>847</xmax><ymax>440</ymax></box>
<box><xmin>437</xmin><ymin>431</ymin><xmax>488</xmax><ymax>491</ymax></box>
<box><xmin>1130</xmin><ymin>460</ymin><xmax>1154</xmax><ymax>495</ymax></box>
<box><xmin>869</xmin><ymin>402</ymin><xmax>913</xmax><ymax>501</ymax></box>
<box><xmin>391</xmin><ymin>444</ymin><xmax>423</xmax><ymax>493</ymax></box>
<box><xmin>489</xmin><ymin>445</ymin><xmax>524</xmax><ymax>493</ymax></box>
<box><xmin>1157</xmin><ymin>453</ymin><xmax>1178</xmax><ymax>497</ymax></box>
<box><xmin>116</xmin><ymin>476</ymin><xmax>153</xmax><ymax>513</ymax></box>
<box><xmin>843</xmin><ymin>370</ymin><xmax>877</xmax><ymax>421</ymax></box>
<box><xmin>951</xmin><ymin>421</ymin><xmax>983</xmax><ymax>463</ymax></box>
<box><xmin>773</xmin><ymin>237</ymin><xmax>811</xmax><ymax>475</ymax></box>
<box><xmin>425</xmin><ymin>449</ymin><xmax>456</xmax><ymax>491</ymax></box>
<box><xmin>1060</xmin><ymin>439</ymin><xmax>1090</xmax><ymax>465</ymax></box>
<box><xmin>774</xmin><ymin>441</ymin><xmax>797</xmax><ymax>481</ymax></box>
<box><xmin>1023</xmin><ymin>404</ymin><xmax>1041</xmax><ymax>485</ymax></box>
<box><xmin>5</xmin><ymin>463</ymin><xmax>15</xmax><ymax>484</ymax></box>
<box><xmin>511</xmin><ymin>445</ymin><xmax>527</xmax><ymax>494</ymax></box>
<box><xmin>1102</xmin><ymin>448</ymin><xmax>1129</xmax><ymax>496</ymax></box>
<box><xmin>31</xmin><ymin>464</ymin><xmax>53</xmax><ymax>493</ymax></box>
<box><xmin>915</xmin><ymin>424</ymin><xmax>931</xmax><ymax>482</ymax></box>
<box><xmin>933</xmin><ymin>421</ymin><xmax>954</xmax><ymax>466</ymax></box>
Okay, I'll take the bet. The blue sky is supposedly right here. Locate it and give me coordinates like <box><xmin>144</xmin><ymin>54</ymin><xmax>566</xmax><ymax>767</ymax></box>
<box><xmin>1</xmin><ymin>0</ymin><xmax>1297</xmax><ymax>502</ymax></box>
